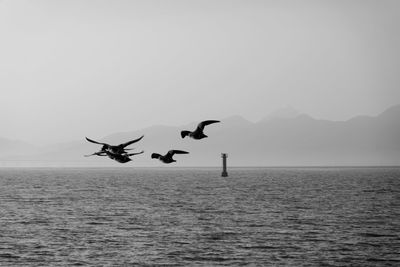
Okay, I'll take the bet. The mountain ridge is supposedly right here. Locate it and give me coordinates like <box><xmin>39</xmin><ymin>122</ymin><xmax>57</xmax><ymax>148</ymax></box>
<box><xmin>1</xmin><ymin>104</ymin><xmax>399</xmax><ymax>166</ymax></box>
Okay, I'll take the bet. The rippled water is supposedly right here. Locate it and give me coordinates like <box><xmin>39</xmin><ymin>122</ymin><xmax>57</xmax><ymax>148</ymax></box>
<box><xmin>0</xmin><ymin>167</ymin><xmax>399</xmax><ymax>266</ymax></box>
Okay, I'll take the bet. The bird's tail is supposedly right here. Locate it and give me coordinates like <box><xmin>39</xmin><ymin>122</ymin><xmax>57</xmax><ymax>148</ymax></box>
<box><xmin>181</xmin><ymin>131</ymin><xmax>190</xmax><ymax>138</ymax></box>
<box><xmin>151</xmin><ymin>153</ymin><xmax>161</xmax><ymax>159</ymax></box>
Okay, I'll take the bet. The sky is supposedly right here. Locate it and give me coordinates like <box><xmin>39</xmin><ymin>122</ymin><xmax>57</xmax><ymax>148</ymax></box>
<box><xmin>1</xmin><ymin>0</ymin><xmax>399</xmax><ymax>145</ymax></box>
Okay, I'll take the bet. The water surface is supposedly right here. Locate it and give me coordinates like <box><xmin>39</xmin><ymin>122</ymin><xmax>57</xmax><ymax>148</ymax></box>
<box><xmin>0</xmin><ymin>167</ymin><xmax>399</xmax><ymax>266</ymax></box>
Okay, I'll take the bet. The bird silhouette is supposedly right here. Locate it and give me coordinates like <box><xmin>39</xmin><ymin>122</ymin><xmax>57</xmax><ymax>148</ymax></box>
<box><xmin>106</xmin><ymin>150</ymin><xmax>144</xmax><ymax>163</ymax></box>
<box><xmin>151</xmin><ymin>150</ymin><xmax>189</xmax><ymax>164</ymax></box>
<box><xmin>181</xmin><ymin>120</ymin><xmax>220</xmax><ymax>139</ymax></box>
<box><xmin>85</xmin><ymin>135</ymin><xmax>144</xmax><ymax>155</ymax></box>
<box><xmin>85</xmin><ymin>150</ymin><xmax>144</xmax><ymax>163</ymax></box>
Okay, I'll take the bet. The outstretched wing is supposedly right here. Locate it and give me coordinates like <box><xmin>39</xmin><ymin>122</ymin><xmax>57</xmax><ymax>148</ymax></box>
<box><xmin>151</xmin><ymin>153</ymin><xmax>161</xmax><ymax>159</ymax></box>
<box><xmin>197</xmin><ymin>120</ymin><xmax>220</xmax><ymax>131</ymax></box>
<box><xmin>168</xmin><ymin>150</ymin><xmax>189</xmax><ymax>156</ymax></box>
<box><xmin>127</xmin><ymin>150</ymin><xmax>144</xmax><ymax>157</ymax></box>
<box><xmin>85</xmin><ymin>137</ymin><xmax>108</xmax><ymax>146</ymax></box>
<box><xmin>119</xmin><ymin>135</ymin><xmax>144</xmax><ymax>148</ymax></box>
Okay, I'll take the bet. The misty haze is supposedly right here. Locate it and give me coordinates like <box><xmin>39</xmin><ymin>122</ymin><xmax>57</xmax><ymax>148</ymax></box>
<box><xmin>0</xmin><ymin>105</ymin><xmax>400</xmax><ymax>167</ymax></box>
<box><xmin>1</xmin><ymin>1</ymin><xmax>400</xmax><ymax>266</ymax></box>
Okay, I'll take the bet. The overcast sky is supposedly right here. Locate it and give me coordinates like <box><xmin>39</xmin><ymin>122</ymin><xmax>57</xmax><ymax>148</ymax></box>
<box><xmin>1</xmin><ymin>0</ymin><xmax>399</xmax><ymax>145</ymax></box>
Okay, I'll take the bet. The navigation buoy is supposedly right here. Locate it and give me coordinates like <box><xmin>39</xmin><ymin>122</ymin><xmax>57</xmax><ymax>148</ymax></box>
<box><xmin>221</xmin><ymin>153</ymin><xmax>228</xmax><ymax>177</ymax></box>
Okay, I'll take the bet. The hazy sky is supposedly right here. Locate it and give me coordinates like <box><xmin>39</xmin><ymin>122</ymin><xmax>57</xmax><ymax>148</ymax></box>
<box><xmin>1</xmin><ymin>0</ymin><xmax>399</xmax><ymax>145</ymax></box>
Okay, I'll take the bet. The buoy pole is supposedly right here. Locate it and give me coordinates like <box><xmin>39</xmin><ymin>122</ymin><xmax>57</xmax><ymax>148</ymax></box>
<box><xmin>221</xmin><ymin>153</ymin><xmax>228</xmax><ymax>177</ymax></box>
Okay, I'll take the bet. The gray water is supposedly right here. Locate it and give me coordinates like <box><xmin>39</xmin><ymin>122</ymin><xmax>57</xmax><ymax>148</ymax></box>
<box><xmin>0</xmin><ymin>167</ymin><xmax>399</xmax><ymax>266</ymax></box>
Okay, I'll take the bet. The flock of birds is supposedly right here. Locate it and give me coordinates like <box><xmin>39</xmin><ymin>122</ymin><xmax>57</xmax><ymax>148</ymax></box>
<box><xmin>85</xmin><ymin>120</ymin><xmax>220</xmax><ymax>164</ymax></box>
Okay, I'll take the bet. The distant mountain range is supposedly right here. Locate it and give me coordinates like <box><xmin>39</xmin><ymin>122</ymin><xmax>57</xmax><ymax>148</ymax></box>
<box><xmin>1</xmin><ymin>105</ymin><xmax>399</xmax><ymax>167</ymax></box>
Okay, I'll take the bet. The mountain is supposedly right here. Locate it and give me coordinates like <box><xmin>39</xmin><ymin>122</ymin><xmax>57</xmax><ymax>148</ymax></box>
<box><xmin>259</xmin><ymin>106</ymin><xmax>301</xmax><ymax>123</ymax></box>
<box><xmin>1</xmin><ymin>105</ymin><xmax>400</xmax><ymax>167</ymax></box>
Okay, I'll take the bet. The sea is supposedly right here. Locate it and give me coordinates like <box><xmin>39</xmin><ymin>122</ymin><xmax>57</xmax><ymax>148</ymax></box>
<box><xmin>0</xmin><ymin>167</ymin><xmax>399</xmax><ymax>266</ymax></box>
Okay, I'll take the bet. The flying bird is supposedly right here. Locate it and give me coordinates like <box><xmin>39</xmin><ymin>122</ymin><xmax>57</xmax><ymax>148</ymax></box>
<box><xmin>181</xmin><ymin>120</ymin><xmax>220</xmax><ymax>140</ymax></box>
<box><xmin>85</xmin><ymin>135</ymin><xmax>144</xmax><ymax>155</ymax></box>
<box><xmin>151</xmin><ymin>150</ymin><xmax>189</xmax><ymax>164</ymax></box>
<box><xmin>107</xmin><ymin>150</ymin><xmax>144</xmax><ymax>163</ymax></box>
<box><xmin>84</xmin><ymin>150</ymin><xmax>144</xmax><ymax>163</ymax></box>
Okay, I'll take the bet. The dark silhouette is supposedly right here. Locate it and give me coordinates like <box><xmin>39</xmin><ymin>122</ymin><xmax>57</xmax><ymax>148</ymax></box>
<box><xmin>151</xmin><ymin>150</ymin><xmax>189</xmax><ymax>164</ymax></box>
<box><xmin>106</xmin><ymin>150</ymin><xmax>144</xmax><ymax>163</ymax></box>
<box><xmin>181</xmin><ymin>120</ymin><xmax>220</xmax><ymax>139</ymax></box>
<box><xmin>85</xmin><ymin>149</ymin><xmax>144</xmax><ymax>163</ymax></box>
<box><xmin>221</xmin><ymin>153</ymin><xmax>228</xmax><ymax>177</ymax></box>
<box><xmin>85</xmin><ymin>135</ymin><xmax>144</xmax><ymax>163</ymax></box>
<box><xmin>85</xmin><ymin>135</ymin><xmax>144</xmax><ymax>154</ymax></box>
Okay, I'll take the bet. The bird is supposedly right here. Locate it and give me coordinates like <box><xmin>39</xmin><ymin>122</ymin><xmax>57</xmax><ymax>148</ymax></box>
<box><xmin>85</xmin><ymin>150</ymin><xmax>144</xmax><ymax>163</ymax></box>
<box><xmin>181</xmin><ymin>120</ymin><xmax>220</xmax><ymax>140</ymax></box>
<box><xmin>106</xmin><ymin>150</ymin><xmax>144</xmax><ymax>163</ymax></box>
<box><xmin>85</xmin><ymin>135</ymin><xmax>144</xmax><ymax>155</ymax></box>
<box><xmin>151</xmin><ymin>150</ymin><xmax>189</xmax><ymax>164</ymax></box>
